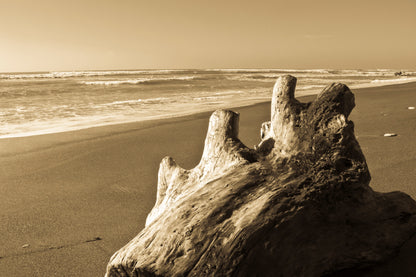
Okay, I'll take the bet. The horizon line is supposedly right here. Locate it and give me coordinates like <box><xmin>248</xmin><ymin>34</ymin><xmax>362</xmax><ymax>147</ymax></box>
<box><xmin>0</xmin><ymin>67</ymin><xmax>413</xmax><ymax>74</ymax></box>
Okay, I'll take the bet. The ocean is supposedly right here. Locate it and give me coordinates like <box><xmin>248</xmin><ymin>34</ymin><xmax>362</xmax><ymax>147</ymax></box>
<box><xmin>1</xmin><ymin>69</ymin><xmax>415</xmax><ymax>138</ymax></box>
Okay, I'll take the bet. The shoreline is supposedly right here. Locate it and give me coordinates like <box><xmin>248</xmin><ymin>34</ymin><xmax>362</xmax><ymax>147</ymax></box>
<box><xmin>2</xmin><ymin>80</ymin><xmax>416</xmax><ymax>141</ymax></box>
<box><xmin>1</xmin><ymin>81</ymin><xmax>415</xmax><ymax>158</ymax></box>
<box><xmin>1</xmin><ymin>81</ymin><xmax>416</xmax><ymax>276</ymax></box>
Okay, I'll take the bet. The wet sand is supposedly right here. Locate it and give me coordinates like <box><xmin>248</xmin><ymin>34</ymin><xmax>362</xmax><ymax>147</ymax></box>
<box><xmin>1</xmin><ymin>82</ymin><xmax>415</xmax><ymax>276</ymax></box>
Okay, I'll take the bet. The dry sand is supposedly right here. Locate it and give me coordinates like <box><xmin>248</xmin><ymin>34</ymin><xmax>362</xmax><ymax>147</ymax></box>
<box><xmin>0</xmin><ymin>82</ymin><xmax>415</xmax><ymax>276</ymax></box>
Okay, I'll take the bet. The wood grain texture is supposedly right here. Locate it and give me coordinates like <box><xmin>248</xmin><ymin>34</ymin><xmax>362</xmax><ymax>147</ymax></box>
<box><xmin>106</xmin><ymin>76</ymin><xmax>416</xmax><ymax>277</ymax></box>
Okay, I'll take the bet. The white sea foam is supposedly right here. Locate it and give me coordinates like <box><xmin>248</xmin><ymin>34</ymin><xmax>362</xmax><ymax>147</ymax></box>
<box><xmin>3</xmin><ymin>68</ymin><xmax>416</xmax><ymax>139</ymax></box>
<box><xmin>371</xmin><ymin>77</ymin><xmax>416</xmax><ymax>84</ymax></box>
<box><xmin>298</xmin><ymin>85</ymin><xmax>326</xmax><ymax>90</ymax></box>
<box><xmin>0</xmin><ymin>69</ymin><xmax>189</xmax><ymax>79</ymax></box>
<box><xmin>208</xmin><ymin>68</ymin><xmax>331</xmax><ymax>74</ymax></box>
<box><xmin>82</xmin><ymin>79</ymin><xmax>146</xmax><ymax>85</ymax></box>
<box><xmin>193</xmin><ymin>96</ymin><xmax>221</xmax><ymax>101</ymax></box>
<box><xmin>225</xmin><ymin>70</ymin><xmax>403</xmax><ymax>83</ymax></box>
<box><xmin>2</xmin><ymin>69</ymin><xmax>414</xmax><ymax>80</ymax></box>
<box><xmin>100</xmin><ymin>97</ymin><xmax>172</xmax><ymax>106</ymax></box>
<box><xmin>80</xmin><ymin>76</ymin><xmax>196</xmax><ymax>85</ymax></box>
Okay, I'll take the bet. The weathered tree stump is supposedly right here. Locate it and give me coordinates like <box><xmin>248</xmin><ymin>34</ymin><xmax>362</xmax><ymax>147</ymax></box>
<box><xmin>106</xmin><ymin>75</ymin><xmax>416</xmax><ymax>277</ymax></box>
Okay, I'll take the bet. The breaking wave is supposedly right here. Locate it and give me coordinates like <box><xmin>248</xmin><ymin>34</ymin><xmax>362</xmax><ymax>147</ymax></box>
<box><xmin>371</xmin><ymin>77</ymin><xmax>416</xmax><ymax>84</ymax></box>
<box><xmin>2</xmin><ymin>68</ymin><xmax>416</xmax><ymax>138</ymax></box>
<box><xmin>80</xmin><ymin>76</ymin><xmax>197</xmax><ymax>86</ymax></box>
<box><xmin>0</xmin><ymin>70</ymin><xmax>193</xmax><ymax>79</ymax></box>
<box><xmin>298</xmin><ymin>85</ymin><xmax>327</xmax><ymax>90</ymax></box>
<box><xmin>207</xmin><ymin>69</ymin><xmax>331</xmax><ymax>74</ymax></box>
<box><xmin>100</xmin><ymin>97</ymin><xmax>173</xmax><ymax>106</ymax></box>
<box><xmin>2</xmin><ymin>69</ymin><xmax>415</xmax><ymax>80</ymax></box>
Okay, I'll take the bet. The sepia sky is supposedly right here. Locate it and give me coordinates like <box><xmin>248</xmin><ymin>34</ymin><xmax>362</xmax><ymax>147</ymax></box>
<box><xmin>0</xmin><ymin>0</ymin><xmax>415</xmax><ymax>72</ymax></box>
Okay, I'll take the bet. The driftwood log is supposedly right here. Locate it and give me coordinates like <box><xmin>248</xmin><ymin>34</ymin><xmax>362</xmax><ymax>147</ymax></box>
<box><xmin>106</xmin><ymin>75</ymin><xmax>416</xmax><ymax>277</ymax></box>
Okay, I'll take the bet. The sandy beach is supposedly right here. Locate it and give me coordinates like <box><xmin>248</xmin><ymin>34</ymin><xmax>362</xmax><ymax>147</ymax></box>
<box><xmin>1</xmin><ymin>82</ymin><xmax>415</xmax><ymax>276</ymax></box>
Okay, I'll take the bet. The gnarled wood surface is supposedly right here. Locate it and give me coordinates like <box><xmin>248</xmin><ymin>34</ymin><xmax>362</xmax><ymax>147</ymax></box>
<box><xmin>106</xmin><ymin>75</ymin><xmax>416</xmax><ymax>277</ymax></box>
